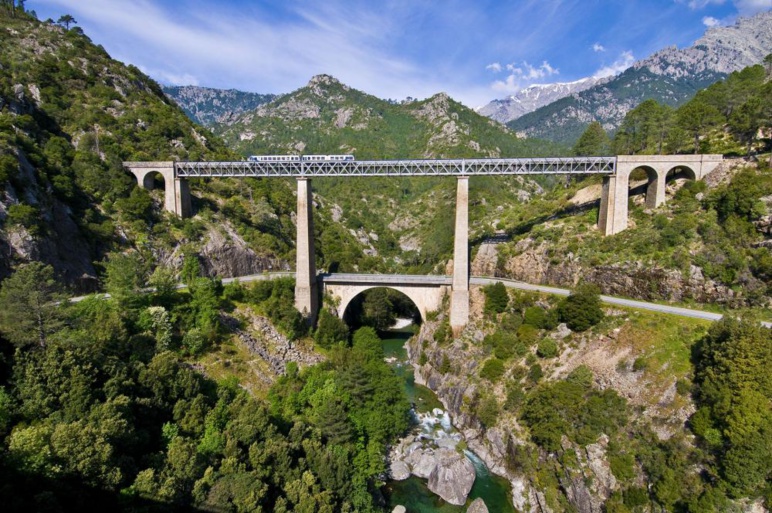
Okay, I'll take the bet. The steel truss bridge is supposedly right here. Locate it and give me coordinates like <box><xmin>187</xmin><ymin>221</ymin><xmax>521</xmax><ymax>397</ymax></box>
<box><xmin>174</xmin><ymin>156</ymin><xmax>617</xmax><ymax>178</ymax></box>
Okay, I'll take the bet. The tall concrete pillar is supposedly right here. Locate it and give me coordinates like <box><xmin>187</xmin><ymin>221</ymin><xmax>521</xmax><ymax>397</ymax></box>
<box><xmin>598</xmin><ymin>167</ymin><xmax>630</xmax><ymax>236</ymax></box>
<box><xmin>645</xmin><ymin>168</ymin><xmax>667</xmax><ymax>209</ymax></box>
<box><xmin>450</xmin><ymin>176</ymin><xmax>469</xmax><ymax>334</ymax></box>
<box><xmin>174</xmin><ymin>178</ymin><xmax>192</xmax><ymax>217</ymax></box>
<box><xmin>295</xmin><ymin>178</ymin><xmax>318</xmax><ymax>322</ymax></box>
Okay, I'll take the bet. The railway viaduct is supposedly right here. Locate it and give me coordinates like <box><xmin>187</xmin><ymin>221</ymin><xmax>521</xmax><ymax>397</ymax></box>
<box><xmin>124</xmin><ymin>154</ymin><xmax>722</xmax><ymax>333</ymax></box>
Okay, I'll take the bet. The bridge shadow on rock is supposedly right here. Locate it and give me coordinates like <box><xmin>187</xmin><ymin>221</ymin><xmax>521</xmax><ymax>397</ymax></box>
<box><xmin>474</xmin><ymin>198</ymin><xmax>602</xmax><ymax>246</ymax></box>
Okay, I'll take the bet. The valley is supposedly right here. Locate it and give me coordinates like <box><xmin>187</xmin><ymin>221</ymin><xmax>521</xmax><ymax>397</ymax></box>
<box><xmin>0</xmin><ymin>4</ymin><xmax>770</xmax><ymax>513</ymax></box>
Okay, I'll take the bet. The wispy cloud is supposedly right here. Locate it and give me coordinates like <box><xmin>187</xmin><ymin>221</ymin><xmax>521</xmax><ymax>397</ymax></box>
<box><xmin>592</xmin><ymin>43</ymin><xmax>606</xmax><ymax>52</ymax></box>
<box><xmin>593</xmin><ymin>51</ymin><xmax>635</xmax><ymax>78</ymax></box>
<box><xmin>680</xmin><ymin>0</ymin><xmax>727</xmax><ymax>9</ymax></box>
<box><xmin>733</xmin><ymin>0</ymin><xmax>772</xmax><ymax>15</ymax></box>
<box><xmin>491</xmin><ymin>61</ymin><xmax>560</xmax><ymax>93</ymax></box>
<box><xmin>486</xmin><ymin>62</ymin><xmax>502</xmax><ymax>73</ymax></box>
<box><xmin>702</xmin><ymin>15</ymin><xmax>722</xmax><ymax>26</ymax></box>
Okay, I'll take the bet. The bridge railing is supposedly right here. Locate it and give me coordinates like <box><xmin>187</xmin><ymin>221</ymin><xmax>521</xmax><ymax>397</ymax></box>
<box><xmin>319</xmin><ymin>273</ymin><xmax>453</xmax><ymax>285</ymax></box>
<box><xmin>174</xmin><ymin>157</ymin><xmax>617</xmax><ymax>178</ymax></box>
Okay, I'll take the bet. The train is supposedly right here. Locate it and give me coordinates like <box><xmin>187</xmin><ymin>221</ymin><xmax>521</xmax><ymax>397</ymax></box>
<box><xmin>247</xmin><ymin>154</ymin><xmax>355</xmax><ymax>162</ymax></box>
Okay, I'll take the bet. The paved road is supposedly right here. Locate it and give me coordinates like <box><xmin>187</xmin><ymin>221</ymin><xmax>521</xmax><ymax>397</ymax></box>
<box><xmin>69</xmin><ymin>272</ymin><xmax>771</xmax><ymax>328</ymax></box>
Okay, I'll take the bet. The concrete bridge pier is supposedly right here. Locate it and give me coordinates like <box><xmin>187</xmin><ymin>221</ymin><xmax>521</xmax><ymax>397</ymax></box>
<box><xmin>450</xmin><ymin>176</ymin><xmax>470</xmax><ymax>335</ymax></box>
<box><xmin>295</xmin><ymin>178</ymin><xmax>318</xmax><ymax>323</ymax></box>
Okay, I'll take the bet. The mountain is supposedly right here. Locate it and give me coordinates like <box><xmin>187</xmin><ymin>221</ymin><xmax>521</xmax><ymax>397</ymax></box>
<box><xmin>213</xmin><ymin>74</ymin><xmax>566</xmax><ymax>159</ymax></box>
<box><xmin>477</xmin><ymin>76</ymin><xmax>607</xmax><ymax>124</ymax></box>
<box><xmin>506</xmin><ymin>11</ymin><xmax>772</xmax><ymax>145</ymax></box>
<box><xmin>162</xmin><ymin>85</ymin><xmax>276</xmax><ymax>126</ymax></box>
<box><xmin>0</xmin><ymin>10</ymin><xmax>329</xmax><ymax>289</ymax></box>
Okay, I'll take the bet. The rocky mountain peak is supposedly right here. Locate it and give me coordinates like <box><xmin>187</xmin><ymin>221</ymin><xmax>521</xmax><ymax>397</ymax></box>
<box><xmin>478</xmin><ymin>76</ymin><xmax>607</xmax><ymax>124</ymax></box>
<box><xmin>307</xmin><ymin>74</ymin><xmax>349</xmax><ymax>96</ymax></box>
<box><xmin>635</xmin><ymin>10</ymin><xmax>772</xmax><ymax>77</ymax></box>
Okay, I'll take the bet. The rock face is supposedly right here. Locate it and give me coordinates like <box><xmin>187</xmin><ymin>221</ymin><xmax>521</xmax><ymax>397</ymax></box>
<box><xmin>503</xmin><ymin>239</ymin><xmax>749</xmax><ymax>306</ymax></box>
<box><xmin>427</xmin><ymin>448</ymin><xmax>476</xmax><ymax>506</ymax></box>
<box><xmin>221</xmin><ymin>310</ymin><xmax>323</xmax><ymax>377</ymax></box>
<box><xmin>199</xmin><ymin>225</ymin><xmax>288</xmax><ymax>278</ymax></box>
<box><xmin>162</xmin><ymin>85</ymin><xmax>276</xmax><ymax>127</ymax></box>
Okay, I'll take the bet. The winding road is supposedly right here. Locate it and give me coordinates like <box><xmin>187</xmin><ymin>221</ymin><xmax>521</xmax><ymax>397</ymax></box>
<box><xmin>71</xmin><ymin>272</ymin><xmax>771</xmax><ymax>328</ymax></box>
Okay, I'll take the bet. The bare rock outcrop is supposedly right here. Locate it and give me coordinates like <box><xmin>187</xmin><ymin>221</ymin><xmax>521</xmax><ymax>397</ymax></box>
<box><xmin>199</xmin><ymin>225</ymin><xmax>287</xmax><ymax>278</ymax></box>
<box><xmin>221</xmin><ymin>310</ymin><xmax>323</xmax><ymax>377</ymax></box>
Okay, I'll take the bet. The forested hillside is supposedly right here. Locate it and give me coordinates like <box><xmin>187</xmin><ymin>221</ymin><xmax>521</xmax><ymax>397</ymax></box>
<box><xmin>214</xmin><ymin>74</ymin><xmax>566</xmax><ymax>160</ymax></box>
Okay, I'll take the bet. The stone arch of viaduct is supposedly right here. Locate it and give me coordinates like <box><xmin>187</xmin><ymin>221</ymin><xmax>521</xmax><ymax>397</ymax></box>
<box><xmin>123</xmin><ymin>154</ymin><xmax>722</xmax><ymax>333</ymax></box>
<box><xmin>324</xmin><ymin>283</ymin><xmax>450</xmax><ymax>323</ymax></box>
<box><xmin>598</xmin><ymin>155</ymin><xmax>721</xmax><ymax>235</ymax></box>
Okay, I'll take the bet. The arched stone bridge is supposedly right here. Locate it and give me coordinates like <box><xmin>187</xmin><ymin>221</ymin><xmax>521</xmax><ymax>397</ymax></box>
<box><xmin>321</xmin><ymin>273</ymin><xmax>451</xmax><ymax>322</ymax></box>
<box><xmin>123</xmin><ymin>154</ymin><xmax>722</xmax><ymax>333</ymax></box>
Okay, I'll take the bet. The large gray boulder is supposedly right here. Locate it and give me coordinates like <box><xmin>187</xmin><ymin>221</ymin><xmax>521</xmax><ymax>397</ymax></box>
<box><xmin>427</xmin><ymin>448</ymin><xmax>476</xmax><ymax>506</ymax></box>
<box><xmin>391</xmin><ymin>507</ymin><xmax>407</xmax><ymax>513</ymax></box>
<box><xmin>467</xmin><ymin>497</ymin><xmax>489</xmax><ymax>513</ymax></box>
<box><xmin>390</xmin><ymin>460</ymin><xmax>411</xmax><ymax>481</ymax></box>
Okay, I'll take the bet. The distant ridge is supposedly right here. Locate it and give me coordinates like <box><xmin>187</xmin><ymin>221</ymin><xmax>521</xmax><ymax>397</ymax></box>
<box><xmin>496</xmin><ymin>10</ymin><xmax>772</xmax><ymax>144</ymax></box>
<box><xmin>163</xmin><ymin>85</ymin><xmax>276</xmax><ymax>126</ymax></box>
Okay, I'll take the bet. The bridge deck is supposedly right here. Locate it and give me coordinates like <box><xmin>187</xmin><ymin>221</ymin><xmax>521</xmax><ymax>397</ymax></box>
<box><xmin>320</xmin><ymin>273</ymin><xmax>452</xmax><ymax>285</ymax></box>
<box><xmin>174</xmin><ymin>157</ymin><xmax>617</xmax><ymax>177</ymax></box>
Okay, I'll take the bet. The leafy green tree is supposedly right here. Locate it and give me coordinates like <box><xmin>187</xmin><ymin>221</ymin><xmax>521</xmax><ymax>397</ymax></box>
<box><xmin>692</xmin><ymin>318</ymin><xmax>772</xmax><ymax>497</ymax></box>
<box><xmin>102</xmin><ymin>252</ymin><xmax>148</xmax><ymax>310</ymax></box>
<box><xmin>676</xmin><ymin>97</ymin><xmax>722</xmax><ymax>154</ymax></box>
<box><xmin>483</xmin><ymin>281</ymin><xmax>509</xmax><ymax>314</ymax></box>
<box><xmin>314</xmin><ymin>309</ymin><xmax>349</xmax><ymax>349</ymax></box>
<box><xmin>613</xmin><ymin>99</ymin><xmax>674</xmax><ymax>155</ymax></box>
<box><xmin>558</xmin><ymin>283</ymin><xmax>604</xmax><ymax>332</ymax></box>
<box><xmin>56</xmin><ymin>14</ymin><xmax>76</xmax><ymax>29</ymax></box>
<box><xmin>573</xmin><ymin>121</ymin><xmax>611</xmax><ymax>156</ymax></box>
<box><xmin>0</xmin><ymin>262</ymin><xmax>65</xmax><ymax>347</ymax></box>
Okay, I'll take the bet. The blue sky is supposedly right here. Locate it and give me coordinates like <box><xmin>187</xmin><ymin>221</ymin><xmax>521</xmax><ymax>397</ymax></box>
<box><xmin>28</xmin><ymin>0</ymin><xmax>772</xmax><ymax>108</ymax></box>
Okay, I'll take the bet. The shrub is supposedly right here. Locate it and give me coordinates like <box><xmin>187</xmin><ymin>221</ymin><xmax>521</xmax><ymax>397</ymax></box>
<box><xmin>558</xmin><ymin>283</ymin><xmax>604</xmax><ymax>332</ymax></box>
<box><xmin>536</xmin><ymin>338</ymin><xmax>558</xmax><ymax>358</ymax></box>
<box><xmin>480</xmin><ymin>358</ymin><xmax>505</xmax><ymax>382</ymax></box>
<box><xmin>476</xmin><ymin>394</ymin><xmax>500</xmax><ymax>427</ymax></box>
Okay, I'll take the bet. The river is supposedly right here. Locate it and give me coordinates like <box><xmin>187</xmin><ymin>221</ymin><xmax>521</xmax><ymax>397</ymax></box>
<box><xmin>380</xmin><ymin>326</ymin><xmax>515</xmax><ymax>513</ymax></box>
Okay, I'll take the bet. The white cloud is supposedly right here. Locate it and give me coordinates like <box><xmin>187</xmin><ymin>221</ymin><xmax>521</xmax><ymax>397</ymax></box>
<box><xmin>593</xmin><ymin>50</ymin><xmax>635</xmax><ymax>78</ymax></box>
<box><xmin>491</xmin><ymin>60</ymin><xmax>559</xmax><ymax>92</ymax></box>
<box><xmin>680</xmin><ymin>0</ymin><xmax>727</xmax><ymax>9</ymax></box>
<box><xmin>486</xmin><ymin>62</ymin><xmax>502</xmax><ymax>73</ymax></box>
<box><xmin>733</xmin><ymin>0</ymin><xmax>772</xmax><ymax>15</ymax></box>
<box><xmin>592</xmin><ymin>42</ymin><xmax>606</xmax><ymax>52</ymax></box>
<box><xmin>702</xmin><ymin>15</ymin><xmax>722</xmax><ymax>26</ymax></box>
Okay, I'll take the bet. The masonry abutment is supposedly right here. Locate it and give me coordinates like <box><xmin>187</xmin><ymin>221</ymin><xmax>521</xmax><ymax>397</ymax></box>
<box><xmin>295</xmin><ymin>178</ymin><xmax>318</xmax><ymax>323</ymax></box>
<box><xmin>125</xmin><ymin>162</ymin><xmax>191</xmax><ymax>217</ymax></box>
<box><xmin>598</xmin><ymin>155</ymin><xmax>722</xmax><ymax>235</ymax></box>
<box><xmin>450</xmin><ymin>176</ymin><xmax>470</xmax><ymax>334</ymax></box>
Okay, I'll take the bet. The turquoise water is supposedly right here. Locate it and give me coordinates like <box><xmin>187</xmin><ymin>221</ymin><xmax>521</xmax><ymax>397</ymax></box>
<box><xmin>379</xmin><ymin>326</ymin><xmax>516</xmax><ymax>513</ymax></box>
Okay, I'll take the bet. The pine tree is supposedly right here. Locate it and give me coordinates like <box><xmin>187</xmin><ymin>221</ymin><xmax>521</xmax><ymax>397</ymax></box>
<box><xmin>573</xmin><ymin>121</ymin><xmax>611</xmax><ymax>156</ymax></box>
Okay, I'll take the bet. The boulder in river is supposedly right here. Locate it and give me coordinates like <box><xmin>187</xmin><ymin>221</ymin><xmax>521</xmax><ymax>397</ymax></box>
<box><xmin>389</xmin><ymin>460</ymin><xmax>411</xmax><ymax>481</ymax></box>
<box><xmin>427</xmin><ymin>448</ymin><xmax>476</xmax><ymax>506</ymax></box>
<box><xmin>467</xmin><ymin>497</ymin><xmax>489</xmax><ymax>513</ymax></box>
